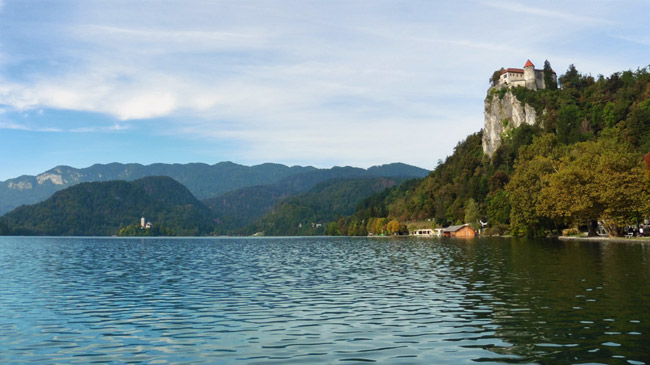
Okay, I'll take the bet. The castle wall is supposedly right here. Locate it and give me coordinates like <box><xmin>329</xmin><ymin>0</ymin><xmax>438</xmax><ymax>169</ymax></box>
<box><xmin>535</xmin><ymin>70</ymin><xmax>545</xmax><ymax>89</ymax></box>
<box><xmin>524</xmin><ymin>66</ymin><xmax>536</xmax><ymax>90</ymax></box>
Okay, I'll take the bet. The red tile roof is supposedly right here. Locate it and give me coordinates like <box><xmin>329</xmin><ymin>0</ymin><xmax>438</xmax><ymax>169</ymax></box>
<box><xmin>503</xmin><ymin>68</ymin><xmax>524</xmax><ymax>74</ymax></box>
<box><xmin>524</xmin><ymin>59</ymin><xmax>534</xmax><ymax>67</ymax></box>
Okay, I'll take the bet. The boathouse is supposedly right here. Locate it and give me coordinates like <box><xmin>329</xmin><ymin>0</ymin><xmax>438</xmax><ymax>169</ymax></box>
<box><xmin>443</xmin><ymin>224</ymin><xmax>476</xmax><ymax>238</ymax></box>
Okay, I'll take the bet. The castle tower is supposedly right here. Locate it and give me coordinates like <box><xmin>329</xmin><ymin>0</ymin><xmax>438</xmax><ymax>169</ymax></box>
<box><xmin>523</xmin><ymin>59</ymin><xmax>537</xmax><ymax>90</ymax></box>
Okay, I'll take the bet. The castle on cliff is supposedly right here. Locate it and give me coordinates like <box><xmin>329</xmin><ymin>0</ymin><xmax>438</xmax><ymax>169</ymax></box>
<box><xmin>496</xmin><ymin>59</ymin><xmax>556</xmax><ymax>90</ymax></box>
<box><xmin>483</xmin><ymin>60</ymin><xmax>557</xmax><ymax>156</ymax></box>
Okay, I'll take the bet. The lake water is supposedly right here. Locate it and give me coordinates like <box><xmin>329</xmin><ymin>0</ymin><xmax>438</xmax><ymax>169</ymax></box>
<box><xmin>1</xmin><ymin>236</ymin><xmax>649</xmax><ymax>363</ymax></box>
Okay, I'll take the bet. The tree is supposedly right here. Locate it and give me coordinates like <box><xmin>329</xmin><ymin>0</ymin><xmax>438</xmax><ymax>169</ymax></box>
<box><xmin>464</xmin><ymin>198</ymin><xmax>482</xmax><ymax>230</ymax></box>
<box><xmin>386</xmin><ymin>220</ymin><xmax>401</xmax><ymax>235</ymax></box>
<box><xmin>326</xmin><ymin>222</ymin><xmax>341</xmax><ymax>236</ymax></box>
<box><xmin>591</xmin><ymin>135</ymin><xmax>650</xmax><ymax>236</ymax></box>
<box><xmin>543</xmin><ymin>60</ymin><xmax>557</xmax><ymax>90</ymax></box>
<box><xmin>486</xmin><ymin>190</ymin><xmax>510</xmax><ymax>225</ymax></box>
<box><xmin>535</xmin><ymin>143</ymin><xmax>602</xmax><ymax>235</ymax></box>
<box><xmin>559</xmin><ymin>64</ymin><xmax>580</xmax><ymax>89</ymax></box>
<box><xmin>507</xmin><ymin>134</ymin><xmax>561</xmax><ymax>236</ymax></box>
<box><xmin>509</xmin><ymin>130</ymin><xmax>650</xmax><ymax>237</ymax></box>
<box><xmin>0</xmin><ymin>220</ymin><xmax>9</xmax><ymax>235</ymax></box>
<box><xmin>490</xmin><ymin>68</ymin><xmax>505</xmax><ymax>87</ymax></box>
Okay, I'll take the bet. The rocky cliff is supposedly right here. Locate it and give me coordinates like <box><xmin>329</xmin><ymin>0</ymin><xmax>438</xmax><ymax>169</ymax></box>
<box><xmin>482</xmin><ymin>89</ymin><xmax>537</xmax><ymax>156</ymax></box>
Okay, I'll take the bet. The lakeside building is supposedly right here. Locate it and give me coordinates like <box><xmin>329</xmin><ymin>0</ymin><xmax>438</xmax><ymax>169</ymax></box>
<box><xmin>442</xmin><ymin>224</ymin><xmax>476</xmax><ymax>238</ymax></box>
<box><xmin>412</xmin><ymin>229</ymin><xmax>434</xmax><ymax>237</ymax></box>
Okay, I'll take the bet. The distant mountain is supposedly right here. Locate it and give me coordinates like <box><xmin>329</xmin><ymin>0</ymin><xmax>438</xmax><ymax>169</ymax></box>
<box><xmin>204</xmin><ymin>163</ymin><xmax>429</xmax><ymax>234</ymax></box>
<box><xmin>0</xmin><ymin>162</ymin><xmax>316</xmax><ymax>215</ymax></box>
<box><xmin>0</xmin><ymin>162</ymin><xmax>429</xmax><ymax>217</ymax></box>
<box><xmin>0</xmin><ymin>176</ymin><xmax>215</xmax><ymax>236</ymax></box>
<box><xmin>251</xmin><ymin>177</ymin><xmax>407</xmax><ymax>236</ymax></box>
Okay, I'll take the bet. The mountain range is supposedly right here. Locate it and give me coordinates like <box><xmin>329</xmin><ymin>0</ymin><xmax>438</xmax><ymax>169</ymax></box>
<box><xmin>0</xmin><ymin>162</ymin><xmax>429</xmax><ymax>236</ymax></box>
<box><xmin>0</xmin><ymin>162</ymin><xmax>428</xmax><ymax>216</ymax></box>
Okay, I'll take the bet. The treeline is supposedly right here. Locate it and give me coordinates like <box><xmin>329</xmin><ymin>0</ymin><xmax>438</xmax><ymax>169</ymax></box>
<box><xmin>250</xmin><ymin>177</ymin><xmax>406</xmax><ymax>236</ymax></box>
<box><xmin>0</xmin><ymin>174</ymin><xmax>422</xmax><ymax>237</ymax></box>
<box><xmin>331</xmin><ymin>64</ymin><xmax>650</xmax><ymax>237</ymax></box>
<box><xmin>205</xmin><ymin>163</ymin><xmax>428</xmax><ymax>235</ymax></box>
<box><xmin>117</xmin><ymin>224</ymin><xmax>176</xmax><ymax>237</ymax></box>
<box><xmin>509</xmin><ymin>132</ymin><xmax>650</xmax><ymax>236</ymax></box>
<box><xmin>0</xmin><ymin>177</ymin><xmax>216</xmax><ymax>236</ymax></box>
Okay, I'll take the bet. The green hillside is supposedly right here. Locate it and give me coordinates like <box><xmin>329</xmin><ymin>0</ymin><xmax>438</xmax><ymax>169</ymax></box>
<box><xmin>0</xmin><ymin>162</ymin><xmax>316</xmax><ymax>216</ymax></box>
<box><xmin>335</xmin><ymin>64</ymin><xmax>650</xmax><ymax>237</ymax></box>
<box><xmin>0</xmin><ymin>162</ymin><xmax>427</xmax><ymax>218</ymax></box>
<box><xmin>250</xmin><ymin>177</ymin><xmax>406</xmax><ymax>236</ymax></box>
<box><xmin>204</xmin><ymin>163</ymin><xmax>428</xmax><ymax>234</ymax></box>
<box><xmin>0</xmin><ymin>176</ymin><xmax>215</xmax><ymax>236</ymax></box>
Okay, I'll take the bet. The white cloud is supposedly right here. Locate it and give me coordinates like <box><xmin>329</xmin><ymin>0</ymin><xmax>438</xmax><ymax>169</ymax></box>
<box><xmin>0</xmin><ymin>1</ymin><xmax>648</xmax><ymax>170</ymax></box>
<box><xmin>482</xmin><ymin>1</ymin><xmax>614</xmax><ymax>25</ymax></box>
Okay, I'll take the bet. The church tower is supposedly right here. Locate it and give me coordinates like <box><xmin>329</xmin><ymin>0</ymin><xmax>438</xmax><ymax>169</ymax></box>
<box><xmin>523</xmin><ymin>59</ymin><xmax>537</xmax><ymax>90</ymax></box>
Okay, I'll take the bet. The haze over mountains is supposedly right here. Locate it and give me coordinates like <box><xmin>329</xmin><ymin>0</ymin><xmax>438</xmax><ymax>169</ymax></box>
<box><xmin>0</xmin><ymin>162</ymin><xmax>429</xmax><ymax>236</ymax></box>
<box><xmin>0</xmin><ymin>162</ymin><xmax>313</xmax><ymax>215</ymax></box>
<box><xmin>0</xmin><ymin>162</ymin><xmax>428</xmax><ymax>216</ymax></box>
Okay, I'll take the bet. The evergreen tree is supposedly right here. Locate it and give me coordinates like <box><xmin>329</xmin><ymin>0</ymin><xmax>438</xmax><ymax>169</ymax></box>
<box><xmin>543</xmin><ymin>60</ymin><xmax>557</xmax><ymax>90</ymax></box>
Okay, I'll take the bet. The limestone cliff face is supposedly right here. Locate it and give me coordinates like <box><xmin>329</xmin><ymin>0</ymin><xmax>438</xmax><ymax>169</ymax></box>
<box><xmin>482</xmin><ymin>90</ymin><xmax>537</xmax><ymax>156</ymax></box>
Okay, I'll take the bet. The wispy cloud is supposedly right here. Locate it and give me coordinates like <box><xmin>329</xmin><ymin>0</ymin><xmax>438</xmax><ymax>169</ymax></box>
<box><xmin>67</xmin><ymin>122</ymin><xmax>130</xmax><ymax>133</ymax></box>
<box><xmin>615</xmin><ymin>35</ymin><xmax>650</xmax><ymax>46</ymax></box>
<box><xmin>0</xmin><ymin>120</ymin><xmax>62</xmax><ymax>132</ymax></box>
<box><xmin>0</xmin><ymin>0</ymin><xmax>647</xmax><ymax>176</ymax></box>
<box><xmin>482</xmin><ymin>1</ymin><xmax>614</xmax><ymax>25</ymax></box>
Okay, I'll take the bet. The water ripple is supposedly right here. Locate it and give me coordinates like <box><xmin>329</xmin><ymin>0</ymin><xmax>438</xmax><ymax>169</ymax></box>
<box><xmin>1</xmin><ymin>236</ymin><xmax>650</xmax><ymax>363</ymax></box>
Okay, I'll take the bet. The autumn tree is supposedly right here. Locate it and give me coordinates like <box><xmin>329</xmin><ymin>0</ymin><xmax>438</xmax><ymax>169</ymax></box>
<box><xmin>591</xmin><ymin>134</ymin><xmax>650</xmax><ymax>235</ymax></box>
<box><xmin>507</xmin><ymin>134</ymin><xmax>561</xmax><ymax>236</ymax></box>
<box><xmin>508</xmin><ymin>130</ymin><xmax>650</xmax><ymax>237</ymax></box>
<box><xmin>535</xmin><ymin>142</ymin><xmax>603</xmax><ymax>236</ymax></box>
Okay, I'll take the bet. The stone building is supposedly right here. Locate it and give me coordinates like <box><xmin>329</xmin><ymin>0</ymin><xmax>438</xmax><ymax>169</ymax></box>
<box><xmin>497</xmin><ymin>59</ymin><xmax>556</xmax><ymax>90</ymax></box>
<box><xmin>483</xmin><ymin>59</ymin><xmax>557</xmax><ymax>156</ymax></box>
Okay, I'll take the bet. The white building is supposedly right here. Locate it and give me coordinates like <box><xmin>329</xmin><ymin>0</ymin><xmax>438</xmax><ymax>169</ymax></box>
<box><xmin>140</xmin><ymin>217</ymin><xmax>152</xmax><ymax>229</ymax></box>
<box><xmin>412</xmin><ymin>229</ymin><xmax>434</xmax><ymax>237</ymax></box>
<box><xmin>497</xmin><ymin>60</ymin><xmax>556</xmax><ymax>90</ymax></box>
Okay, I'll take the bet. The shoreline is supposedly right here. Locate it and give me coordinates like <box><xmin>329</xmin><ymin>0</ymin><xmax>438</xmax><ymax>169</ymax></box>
<box><xmin>558</xmin><ymin>235</ymin><xmax>650</xmax><ymax>244</ymax></box>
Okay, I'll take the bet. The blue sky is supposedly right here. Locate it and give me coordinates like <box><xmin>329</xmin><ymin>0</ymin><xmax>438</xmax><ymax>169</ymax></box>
<box><xmin>0</xmin><ymin>0</ymin><xmax>648</xmax><ymax>180</ymax></box>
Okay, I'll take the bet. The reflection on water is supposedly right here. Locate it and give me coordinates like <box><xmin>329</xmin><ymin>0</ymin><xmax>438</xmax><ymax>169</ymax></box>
<box><xmin>0</xmin><ymin>236</ymin><xmax>649</xmax><ymax>363</ymax></box>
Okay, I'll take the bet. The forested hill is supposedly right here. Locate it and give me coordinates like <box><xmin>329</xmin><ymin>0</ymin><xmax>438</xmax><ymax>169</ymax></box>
<box><xmin>0</xmin><ymin>162</ymin><xmax>427</xmax><ymax>217</ymax></box>
<box><xmin>204</xmin><ymin>163</ymin><xmax>429</xmax><ymax>234</ymax></box>
<box><xmin>0</xmin><ymin>162</ymin><xmax>315</xmax><ymax>216</ymax></box>
<box><xmin>0</xmin><ymin>176</ymin><xmax>215</xmax><ymax>236</ymax></box>
<box><xmin>249</xmin><ymin>177</ymin><xmax>407</xmax><ymax>236</ymax></box>
<box><xmin>336</xmin><ymin>64</ymin><xmax>650</xmax><ymax>237</ymax></box>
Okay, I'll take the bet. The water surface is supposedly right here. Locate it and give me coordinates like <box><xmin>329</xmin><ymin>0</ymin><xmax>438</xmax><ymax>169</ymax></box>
<box><xmin>1</xmin><ymin>236</ymin><xmax>649</xmax><ymax>363</ymax></box>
